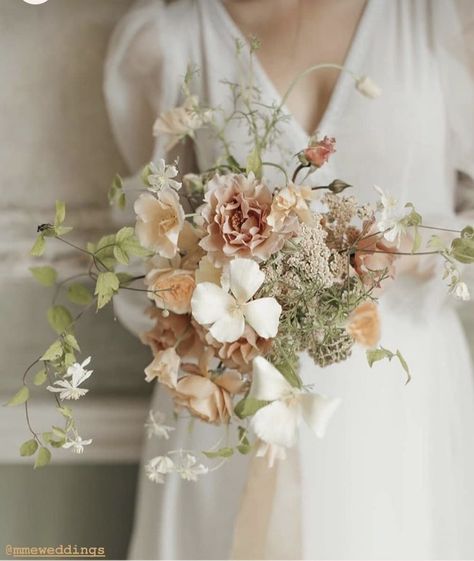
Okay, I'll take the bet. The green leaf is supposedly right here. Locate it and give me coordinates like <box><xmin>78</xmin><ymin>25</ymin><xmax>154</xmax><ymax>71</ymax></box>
<box><xmin>47</xmin><ymin>305</ymin><xmax>73</xmax><ymax>334</ymax></box>
<box><xmin>30</xmin><ymin>266</ymin><xmax>57</xmax><ymax>287</ymax></box>
<box><xmin>451</xmin><ymin>236</ymin><xmax>474</xmax><ymax>264</ymax></box>
<box><xmin>116</xmin><ymin>272</ymin><xmax>135</xmax><ymax>285</ymax></box>
<box><xmin>428</xmin><ymin>235</ymin><xmax>446</xmax><ymax>252</ymax></box>
<box><xmin>95</xmin><ymin>271</ymin><xmax>120</xmax><ymax>310</ymax></box>
<box><xmin>275</xmin><ymin>360</ymin><xmax>301</xmax><ymax>388</ymax></box>
<box><xmin>64</xmin><ymin>352</ymin><xmax>76</xmax><ymax>368</ymax></box>
<box><xmin>203</xmin><ymin>447</ymin><xmax>234</xmax><ymax>459</ymax></box>
<box><xmin>113</xmin><ymin>245</ymin><xmax>129</xmax><ymax>265</ymax></box>
<box><xmin>20</xmin><ymin>439</ymin><xmax>38</xmax><ymax>457</ymax></box>
<box><xmin>118</xmin><ymin>192</ymin><xmax>126</xmax><ymax>210</ymax></box>
<box><xmin>67</xmin><ymin>283</ymin><xmax>93</xmax><ymax>306</ymax></box>
<box><xmin>366</xmin><ymin>347</ymin><xmax>393</xmax><ymax>368</ymax></box>
<box><xmin>245</xmin><ymin>146</ymin><xmax>262</xmax><ymax>178</ymax></box>
<box><xmin>33</xmin><ymin>369</ymin><xmax>48</xmax><ymax>386</ymax></box>
<box><xmin>116</xmin><ymin>226</ymin><xmax>134</xmax><ymax>243</ymax></box>
<box><xmin>6</xmin><ymin>386</ymin><xmax>30</xmax><ymax>406</ymax></box>
<box><xmin>57</xmin><ymin>405</ymin><xmax>72</xmax><ymax>418</ymax></box>
<box><xmin>396</xmin><ymin>350</ymin><xmax>411</xmax><ymax>384</ymax></box>
<box><xmin>237</xmin><ymin>427</ymin><xmax>251</xmax><ymax>455</ymax></box>
<box><xmin>54</xmin><ymin>225</ymin><xmax>73</xmax><ymax>236</ymax></box>
<box><xmin>234</xmin><ymin>397</ymin><xmax>268</xmax><ymax>419</ymax></box>
<box><xmin>52</xmin><ymin>426</ymin><xmax>66</xmax><ymax>439</ymax></box>
<box><xmin>63</xmin><ymin>333</ymin><xmax>80</xmax><ymax>351</ymax></box>
<box><xmin>121</xmin><ymin>234</ymin><xmax>152</xmax><ymax>258</ymax></box>
<box><xmin>54</xmin><ymin>200</ymin><xmax>66</xmax><ymax>226</ymax></box>
<box><xmin>34</xmin><ymin>447</ymin><xmax>51</xmax><ymax>469</ymax></box>
<box><xmin>41</xmin><ymin>339</ymin><xmax>63</xmax><ymax>361</ymax></box>
<box><xmin>30</xmin><ymin>234</ymin><xmax>46</xmax><ymax>257</ymax></box>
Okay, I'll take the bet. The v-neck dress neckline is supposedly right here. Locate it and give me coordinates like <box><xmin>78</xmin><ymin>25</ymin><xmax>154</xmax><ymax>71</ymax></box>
<box><xmin>208</xmin><ymin>0</ymin><xmax>377</xmax><ymax>142</ymax></box>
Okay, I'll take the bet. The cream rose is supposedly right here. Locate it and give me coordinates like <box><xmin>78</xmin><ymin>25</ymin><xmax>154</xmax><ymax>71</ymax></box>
<box><xmin>146</xmin><ymin>268</ymin><xmax>195</xmax><ymax>315</ymax></box>
<box><xmin>144</xmin><ymin>347</ymin><xmax>181</xmax><ymax>388</ymax></box>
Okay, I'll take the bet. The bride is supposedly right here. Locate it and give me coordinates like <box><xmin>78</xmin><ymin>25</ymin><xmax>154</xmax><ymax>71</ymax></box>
<box><xmin>104</xmin><ymin>0</ymin><xmax>474</xmax><ymax>558</ymax></box>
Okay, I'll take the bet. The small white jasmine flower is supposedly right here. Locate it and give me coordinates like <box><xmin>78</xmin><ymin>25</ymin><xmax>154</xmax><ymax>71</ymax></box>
<box><xmin>144</xmin><ymin>410</ymin><xmax>176</xmax><ymax>440</ymax></box>
<box><xmin>62</xmin><ymin>435</ymin><xmax>93</xmax><ymax>454</ymax></box>
<box><xmin>47</xmin><ymin>356</ymin><xmax>93</xmax><ymax>400</ymax></box>
<box><xmin>175</xmin><ymin>453</ymin><xmax>208</xmax><ymax>482</ymax></box>
<box><xmin>147</xmin><ymin>159</ymin><xmax>181</xmax><ymax>192</ymax></box>
<box><xmin>454</xmin><ymin>281</ymin><xmax>470</xmax><ymax>301</ymax></box>
<box><xmin>145</xmin><ymin>455</ymin><xmax>175</xmax><ymax>484</ymax></box>
<box><xmin>356</xmin><ymin>75</ymin><xmax>382</xmax><ymax>99</ymax></box>
<box><xmin>191</xmin><ymin>258</ymin><xmax>282</xmax><ymax>343</ymax></box>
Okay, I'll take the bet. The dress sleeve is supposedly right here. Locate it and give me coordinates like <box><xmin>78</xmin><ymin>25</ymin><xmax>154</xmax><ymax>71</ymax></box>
<box><xmin>103</xmin><ymin>0</ymin><xmax>196</xmax><ymax>337</ymax></box>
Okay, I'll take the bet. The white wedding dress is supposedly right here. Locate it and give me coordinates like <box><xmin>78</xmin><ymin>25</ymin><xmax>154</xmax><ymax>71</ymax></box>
<box><xmin>104</xmin><ymin>0</ymin><xmax>474</xmax><ymax>558</ymax></box>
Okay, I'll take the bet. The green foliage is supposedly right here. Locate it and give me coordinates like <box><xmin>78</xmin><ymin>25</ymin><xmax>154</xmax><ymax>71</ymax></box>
<box><xmin>63</xmin><ymin>333</ymin><xmax>80</xmax><ymax>351</ymax></box>
<box><xmin>275</xmin><ymin>359</ymin><xmax>301</xmax><ymax>388</ymax></box>
<box><xmin>30</xmin><ymin>234</ymin><xmax>46</xmax><ymax>257</ymax></box>
<box><xmin>30</xmin><ymin>266</ymin><xmax>57</xmax><ymax>287</ymax></box>
<box><xmin>6</xmin><ymin>386</ymin><xmax>30</xmax><ymax>406</ymax></box>
<box><xmin>108</xmin><ymin>174</ymin><xmax>126</xmax><ymax>209</ymax></box>
<box><xmin>246</xmin><ymin>146</ymin><xmax>263</xmax><ymax>178</ymax></box>
<box><xmin>34</xmin><ymin>446</ymin><xmax>51</xmax><ymax>469</ymax></box>
<box><xmin>33</xmin><ymin>369</ymin><xmax>48</xmax><ymax>386</ymax></box>
<box><xmin>41</xmin><ymin>339</ymin><xmax>63</xmax><ymax>362</ymax></box>
<box><xmin>67</xmin><ymin>283</ymin><xmax>93</xmax><ymax>306</ymax></box>
<box><xmin>20</xmin><ymin>439</ymin><xmax>38</xmax><ymax>457</ymax></box>
<box><xmin>234</xmin><ymin>397</ymin><xmax>268</xmax><ymax>419</ymax></box>
<box><xmin>366</xmin><ymin>346</ymin><xmax>411</xmax><ymax>384</ymax></box>
<box><xmin>47</xmin><ymin>305</ymin><xmax>73</xmax><ymax>334</ymax></box>
<box><xmin>203</xmin><ymin>447</ymin><xmax>234</xmax><ymax>459</ymax></box>
<box><xmin>95</xmin><ymin>271</ymin><xmax>120</xmax><ymax>310</ymax></box>
<box><xmin>451</xmin><ymin>226</ymin><xmax>474</xmax><ymax>264</ymax></box>
<box><xmin>237</xmin><ymin>427</ymin><xmax>251</xmax><ymax>454</ymax></box>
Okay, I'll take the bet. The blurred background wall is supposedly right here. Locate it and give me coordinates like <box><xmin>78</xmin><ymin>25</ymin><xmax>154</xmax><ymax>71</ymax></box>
<box><xmin>0</xmin><ymin>1</ymin><xmax>153</xmax><ymax>559</ymax></box>
<box><xmin>1</xmin><ymin>1</ymin><xmax>474</xmax><ymax>560</ymax></box>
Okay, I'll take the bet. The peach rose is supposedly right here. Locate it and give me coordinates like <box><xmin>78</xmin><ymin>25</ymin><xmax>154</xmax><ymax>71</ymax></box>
<box><xmin>141</xmin><ymin>307</ymin><xmax>205</xmax><ymax>360</ymax></box>
<box><xmin>144</xmin><ymin>347</ymin><xmax>180</xmax><ymax>388</ymax></box>
<box><xmin>268</xmin><ymin>183</ymin><xmax>313</xmax><ymax>230</ymax></box>
<box><xmin>199</xmin><ymin>173</ymin><xmax>288</xmax><ymax>265</ymax></box>
<box><xmin>173</xmin><ymin>351</ymin><xmax>245</xmax><ymax>424</ymax></box>
<box><xmin>347</xmin><ymin>301</ymin><xmax>381</xmax><ymax>348</ymax></box>
<box><xmin>134</xmin><ymin>189</ymin><xmax>185</xmax><ymax>259</ymax></box>
<box><xmin>303</xmin><ymin>136</ymin><xmax>336</xmax><ymax>168</ymax></box>
<box><xmin>202</xmin><ymin>324</ymin><xmax>273</xmax><ymax>374</ymax></box>
<box><xmin>146</xmin><ymin>267</ymin><xmax>195</xmax><ymax>315</ymax></box>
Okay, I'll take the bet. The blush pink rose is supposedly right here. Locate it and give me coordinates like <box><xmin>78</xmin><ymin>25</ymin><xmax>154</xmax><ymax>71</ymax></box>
<box><xmin>303</xmin><ymin>136</ymin><xmax>336</xmax><ymax>168</ymax></box>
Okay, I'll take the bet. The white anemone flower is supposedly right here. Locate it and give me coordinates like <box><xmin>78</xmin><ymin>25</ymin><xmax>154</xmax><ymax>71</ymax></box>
<box><xmin>248</xmin><ymin>357</ymin><xmax>341</xmax><ymax>449</ymax></box>
<box><xmin>374</xmin><ymin>185</ymin><xmax>408</xmax><ymax>245</ymax></box>
<box><xmin>147</xmin><ymin>159</ymin><xmax>181</xmax><ymax>192</ymax></box>
<box><xmin>144</xmin><ymin>410</ymin><xmax>176</xmax><ymax>440</ymax></box>
<box><xmin>175</xmin><ymin>453</ymin><xmax>208</xmax><ymax>482</ymax></box>
<box><xmin>145</xmin><ymin>455</ymin><xmax>175</xmax><ymax>484</ymax></box>
<box><xmin>62</xmin><ymin>435</ymin><xmax>93</xmax><ymax>454</ymax></box>
<box><xmin>47</xmin><ymin>356</ymin><xmax>93</xmax><ymax>400</ymax></box>
<box><xmin>191</xmin><ymin>258</ymin><xmax>282</xmax><ymax>343</ymax></box>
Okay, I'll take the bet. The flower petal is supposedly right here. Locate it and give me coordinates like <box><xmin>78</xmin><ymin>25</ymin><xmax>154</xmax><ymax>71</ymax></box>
<box><xmin>300</xmin><ymin>393</ymin><xmax>341</xmax><ymax>438</ymax></box>
<box><xmin>191</xmin><ymin>282</ymin><xmax>234</xmax><ymax>325</ymax></box>
<box><xmin>249</xmin><ymin>356</ymin><xmax>292</xmax><ymax>401</ymax></box>
<box><xmin>209</xmin><ymin>311</ymin><xmax>245</xmax><ymax>343</ymax></box>
<box><xmin>228</xmin><ymin>258</ymin><xmax>265</xmax><ymax>302</ymax></box>
<box><xmin>250</xmin><ymin>400</ymin><xmax>300</xmax><ymax>447</ymax></box>
<box><xmin>243</xmin><ymin>298</ymin><xmax>281</xmax><ymax>338</ymax></box>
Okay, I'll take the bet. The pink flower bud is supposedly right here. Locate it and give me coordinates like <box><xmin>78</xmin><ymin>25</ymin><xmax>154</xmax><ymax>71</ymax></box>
<box><xmin>303</xmin><ymin>136</ymin><xmax>336</xmax><ymax>168</ymax></box>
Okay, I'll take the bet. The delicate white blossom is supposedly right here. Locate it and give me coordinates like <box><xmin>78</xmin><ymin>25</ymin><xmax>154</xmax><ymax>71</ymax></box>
<box><xmin>191</xmin><ymin>258</ymin><xmax>282</xmax><ymax>343</ymax></box>
<box><xmin>47</xmin><ymin>357</ymin><xmax>93</xmax><ymax>400</ymax></box>
<box><xmin>454</xmin><ymin>281</ymin><xmax>470</xmax><ymax>301</ymax></box>
<box><xmin>175</xmin><ymin>453</ymin><xmax>208</xmax><ymax>482</ymax></box>
<box><xmin>145</xmin><ymin>410</ymin><xmax>176</xmax><ymax>440</ymax></box>
<box><xmin>62</xmin><ymin>434</ymin><xmax>93</xmax><ymax>454</ymax></box>
<box><xmin>356</xmin><ymin>75</ymin><xmax>382</xmax><ymax>99</ymax></box>
<box><xmin>248</xmin><ymin>356</ymin><xmax>341</xmax><ymax>448</ymax></box>
<box><xmin>374</xmin><ymin>185</ymin><xmax>407</xmax><ymax>245</ymax></box>
<box><xmin>146</xmin><ymin>159</ymin><xmax>181</xmax><ymax>192</ymax></box>
<box><xmin>145</xmin><ymin>455</ymin><xmax>175</xmax><ymax>484</ymax></box>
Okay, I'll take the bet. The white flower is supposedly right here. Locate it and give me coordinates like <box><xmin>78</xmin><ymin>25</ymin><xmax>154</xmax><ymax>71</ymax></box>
<box><xmin>191</xmin><ymin>258</ymin><xmax>282</xmax><ymax>343</ymax></box>
<box><xmin>454</xmin><ymin>281</ymin><xmax>470</xmax><ymax>301</ymax></box>
<box><xmin>47</xmin><ymin>356</ymin><xmax>93</xmax><ymax>400</ymax></box>
<box><xmin>248</xmin><ymin>356</ymin><xmax>341</xmax><ymax>449</ymax></box>
<box><xmin>144</xmin><ymin>410</ymin><xmax>175</xmax><ymax>440</ymax></box>
<box><xmin>356</xmin><ymin>75</ymin><xmax>382</xmax><ymax>99</ymax></box>
<box><xmin>374</xmin><ymin>185</ymin><xmax>407</xmax><ymax>245</ymax></box>
<box><xmin>147</xmin><ymin>159</ymin><xmax>181</xmax><ymax>192</ymax></box>
<box><xmin>62</xmin><ymin>435</ymin><xmax>93</xmax><ymax>454</ymax></box>
<box><xmin>145</xmin><ymin>455</ymin><xmax>175</xmax><ymax>484</ymax></box>
<box><xmin>175</xmin><ymin>453</ymin><xmax>208</xmax><ymax>482</ymax></box>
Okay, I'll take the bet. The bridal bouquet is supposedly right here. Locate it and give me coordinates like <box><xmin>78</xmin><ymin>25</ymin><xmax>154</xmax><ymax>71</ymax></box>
<box><xmin>13</xmin><ymin>42</ymin><xmax>474</xmax><ymax>478</ymax></box>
